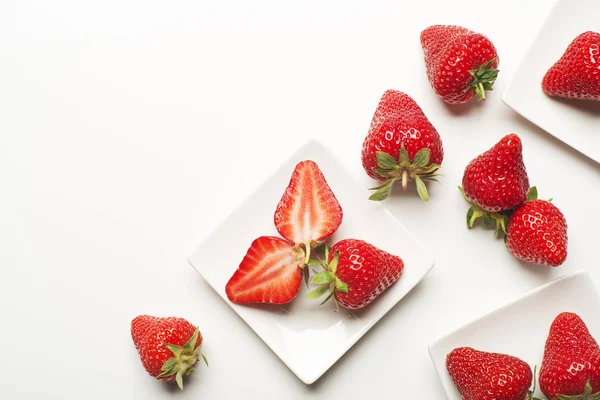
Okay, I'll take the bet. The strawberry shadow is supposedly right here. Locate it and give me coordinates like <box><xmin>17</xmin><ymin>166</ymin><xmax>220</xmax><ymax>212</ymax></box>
<box><xmin>550</xmin><ymin>96</ymin><xmax>600</xmax><ymax>116</ymax></box>
<box><xmin>303</xmin><ymin>276</ymin><xmax>433</xmax><ymax>391</ymax></box>
<box><xmin>441</xmin><ymin>98</ymin><xmax>482</xmax><ymax>116</ymax></box>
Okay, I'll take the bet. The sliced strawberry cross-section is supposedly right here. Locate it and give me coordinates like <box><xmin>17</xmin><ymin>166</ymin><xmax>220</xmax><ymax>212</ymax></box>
<box><xmin>226</xmin><ymin>236</ymin><xmax>305</xmax><ymax>304</ymax></box>
<box><xmin>274</xmin><ymin>160</ymin><xmax>343</xmax><ymax>257</ymax></box>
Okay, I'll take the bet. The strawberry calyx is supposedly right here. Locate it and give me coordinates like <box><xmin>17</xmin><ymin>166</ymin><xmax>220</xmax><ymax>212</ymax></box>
<box><xmin>557</xmin><ymin>378</ymin><xmax>600</xmax><ymax>400</ymax></box>
<box><xmin>304</xmin><ymin>245</ymin><xmax>348</xmax><ymax>312</ymax></box>
<box><xmin>525</xmin><ymin>365</ymin><xmax>544</xmax><ymax>400</ymax></box>
<box><xmin>158</xmin><ymin>328</ymin><xmax>208</xmax><ymax>390</ymax></box>
<box><xmin>369</xmin><ymin>143</ymin><xmax>442</xmax><ymax>202</ymax></box>
<box><xmin>468</xmin><ymin>59</ymin><xmax>499</xmax><ymax>101</ymax></box>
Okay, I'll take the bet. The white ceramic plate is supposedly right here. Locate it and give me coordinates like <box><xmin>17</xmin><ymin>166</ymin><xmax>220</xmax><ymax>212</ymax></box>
<box><xmin>502</xmin><ymin>0</ymin><xmax>600</xmax><ymax>163</ymax></box>
<box><xmin>428</xmin><ymin>270</ymin><xmax>600</xmax><ymax>400</ymax></box>
<box><xmin>188</xmin><ymin>139</ymin><xmax>434</xmax><ymax>384</ymax></box>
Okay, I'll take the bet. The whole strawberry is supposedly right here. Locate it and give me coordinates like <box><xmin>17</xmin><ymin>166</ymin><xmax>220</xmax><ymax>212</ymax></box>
<box><xmin>361</xmin><ymin>90</ymin><xmax>443</xmax><ymax>201</ymax></box>
<box><xmin>460</xmin><ymin>133</ymin><xmax>530</xmax><ymax>233</ymax></box>
<box><xmin>540</xmin><ymin>312</ymin><xmax>600</xmax><ymax>400</ymax></box>
<box><xmin>306</xmin><ymin>239</ymin><xmax>404</xmax><ymax>310</ymax></box>
<box><xmin>131</xmin><ymin>315</ymin><xmax>207</xmax><ymax>390</ymax></box>
<box><xmin>421</xmin><ymin>25</ymin><xmax>500</xmax><ymax>103</ymax></box>
<box><xmin>446</xmin><ymin>347</ymin><xmax>536</xmax><ymax>400</ymax></box>
<box><xmin>506</xmin><ymin>190</ymin><xmax>568</xmax><ymax>267</ymax></box>
<box><xmin>542</xmin><ymin>31</ymin><xmax>600</xmax><ymax>101</ymax></box>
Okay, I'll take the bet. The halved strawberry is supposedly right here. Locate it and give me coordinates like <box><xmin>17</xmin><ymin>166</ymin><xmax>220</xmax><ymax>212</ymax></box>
<box><xmin>274</xmin><ymin>160</ymin><xmax>343</xmax><ymax>260</ymax></box>
<box><xmin>226</xmin><ymin>236</ymin><xmax>305</xmax><ymax>304</ymax></box>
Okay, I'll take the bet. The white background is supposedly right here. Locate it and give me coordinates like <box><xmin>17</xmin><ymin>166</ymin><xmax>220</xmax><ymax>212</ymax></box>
<box><xmin>2</xmin><ymin>0</ymin><xmax>599</xmax><ymax>398</ymax></box>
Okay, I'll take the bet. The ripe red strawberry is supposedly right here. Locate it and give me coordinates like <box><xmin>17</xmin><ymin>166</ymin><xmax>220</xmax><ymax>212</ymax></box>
<box><xmin>506</xmin><ymin>192</ymin><xmax>568</xmax><ymax>267</ymax></box>
<box><xmin>539</xmin><ymin>312</ymin><xmax>600</xmax><ymax>400</ymax></box>
<box><xmin>226</xmin><ymin>236</ymin><xmax>305</xmax><ymax>304</ymax></box>
<box><xmin>446</xmin><ymin>347</ymin><xmax>536</xmax><ymax>400</ymax></box>
<box><xmin>361</xmin><ymin>90</ymin><xmax>443</xmax><ymax>201</ymax></box>
<box><xmin>274</xmin><ymin>160</ymin><xmax>343</xmax><ymax>255</ymax></box>
<box><xmin>460</xmin><ymin>133</ymin><xmax>530</xmax><ymax>234</ymax></box>
<box><xmin>131</xmin><ymin>315</ymin><xmax>206</xmax><ymax>390</ymax></box>
<box><xmin>420</xmin><ymin>25</ymin><xmax>500</xmax><ymax>104</ymax></box>
<box><xmin>542</xmin><ymin>31</ymin><xmax>600</xmax><ymax>101</ymax></box>
<box><xmin>305</xmin><ymin>239</ymin><xmax>404</xmax><ymax>310</ymax></box>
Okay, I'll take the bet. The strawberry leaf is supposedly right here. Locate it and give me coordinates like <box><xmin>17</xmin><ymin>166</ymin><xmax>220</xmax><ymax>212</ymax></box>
<box><xmin>415</xmin><ymin>176</ymin><xmax>429</xmax><ymax>201</ymax></box>
<box><xmin>369</xmin><ymin>179</ymin><xmax>395</xmax><ymax>201</ymax></box>
<box><xmin>319</xmin><ymin>290</ymin><xmax>335</xmax><ymax>305</ymax></box>
<box><xmin>305</xmin><ymin>285</ymin><xmax>331</xmax><ymax>300</ymax></box>
<box><xmin>335</xmin><ymin>278</ymin><xmax>348</xmax><ymax>293</ymax></box>
<box><xmin>398</xmin><ymin>142</ymin><xmax>411</xmax><ymax>168</ymax></box>
<box><xmin>411</xmin><ymin>148</ymin><xmax>431</xmax><ymax>169</ymax></box>
<box><xmin>526</xmin><ymin>186</ymin><xmax>538</xmax><ymax>202</ymax></box>
<box><xmin>201</xmin><ymin>354</ymin><xmax>209</xmax><ymax>367</ymax></box>
<box><xmin>373</xmin><ymin>168</ymin><xmax>398</xmax><ymax>178</ymax></box>
<box><xmin>311</xmin><ymin>271</ymin><xmax>335</xmax><ymax>285</ymax></box>
<box><xmin>376</xmin><ymin>151</ymin><xmax>399</xmax><ymax>170</ymax></box>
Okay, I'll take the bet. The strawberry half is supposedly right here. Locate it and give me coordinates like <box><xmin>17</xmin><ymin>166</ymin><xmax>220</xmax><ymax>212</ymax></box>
<box><xmin>274</xmin><ymin>160</ymin><xmax>343</xmax><ymax>258</ymax></box>
<box><xmin>226</xmin><ymin>236</ymin><xmax>305</xmax><ymax>304</ymax></box>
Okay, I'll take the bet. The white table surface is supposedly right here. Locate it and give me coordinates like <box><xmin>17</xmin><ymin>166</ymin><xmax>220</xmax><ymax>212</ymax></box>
<box><xmin>2</xmin><ymin>0</ymin><xmax>599</xmax><ymax>398</ymax></box>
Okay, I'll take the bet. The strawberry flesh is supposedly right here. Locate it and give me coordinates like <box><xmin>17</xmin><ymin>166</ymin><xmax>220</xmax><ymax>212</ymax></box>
<box><xmin>226</xmin><ymin>236</ymin><xmax>304</xmax><ymax>304</ymax></box>
<box><xmin>274</xmin><ymin>160</ymin><xmax>343</xmax><ymax>246</ymax></box>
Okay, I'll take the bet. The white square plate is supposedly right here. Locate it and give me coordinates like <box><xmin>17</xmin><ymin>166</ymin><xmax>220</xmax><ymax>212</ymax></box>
<box><xmin>188</xmin><ymin>139</ymin><xmax>434</xmax><ymax>384</ymax></box>
<box><xmin>502</xmin><ymin>0</ymin><xmax>600</xmax><ymax>163</ymax></box>
<box><xmin>428</xmin><ymin>270</ymin><xmax>600</xmax><ymax>400</ymax></box>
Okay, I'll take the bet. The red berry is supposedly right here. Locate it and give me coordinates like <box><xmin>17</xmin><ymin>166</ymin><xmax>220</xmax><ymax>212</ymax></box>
<box><xmin>446</xmin><ymin>347</ymin><xmax>533</xmax><ymax>400</ymax></box>
<box><xmin>226</xmin><ymin>236</ymin><xmax>304</xmax><ymax>304</ymax></box>
<box><xmin>421</xmin><ymin>25</ymin><xmax>500</xmax><ymax>104</ymax></box>
<box><xmin>540</xmin><ymin>313</ymin><xmax>600</xmax><ymax>400</ymax></box>
<box><xmin>131</xmin><ymin>315</ymin><xmax>205</xmax><ymax>390</ymax></box>
<box><xmin>542</xmin><ymin>31</ymin><xmax>600</xmax><ymax>101</ymax></box>
<box><xmin>462</xmin><ymin>133</ymin><xmax>530</xmax><ymax>213</ymax></box>
<box><xmin>361</xmin><ymin>90</ymin><xmax>443</xmax><ymax>201</ymax></box>
<box><xmin>274</xmin><ymin>160</ymin><xmax>343</xmax><ymax>246</ymax></box>
<box><xmin>506</xmin><ymin>199</ymin><xmax>568</xmax><ymax>267</ymax></box>
<box><xmin>305</xmin><ymin>239</ymin><xmax>404</xmax><ymax>310</ymax></box>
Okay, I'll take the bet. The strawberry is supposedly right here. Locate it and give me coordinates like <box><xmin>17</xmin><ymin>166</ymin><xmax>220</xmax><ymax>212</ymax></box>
<box><xmin>460</xmin><ymin>133</ymin><xmax>530</xmax><ymax>234</ymax></box>
<box><xmin>361</xmin><ymin>90</ymin><xmax>443</xmax><ymax>201</ymax></box>
<box><xmin>446</xmin><ymin>347</ymin><xmax>536</xmax><ymax>400</ymax></box>
<box><xmin>506</xmin><ymin>189</ymin><xmax>568</xmax><ymax>266</ymax></box>
<box><xmin>420</xmin><ymin>25</ymin><xmax>500</xmax><ymax>104</ymax></box>
<box><xmin>131</xmin><ymin>315</ymin><xmax>207</xmax><ymax>390</ymax></box>
<box><xmin>305</xmin><ymin>239</ymin><xmax>404</xmax><ymax>310</ymax></box>
<box><xmin>542</xmin><ymin>31</ymin><xmax>600</xmax><ymax>101</ymax></box>
<box><xmin>274</xmin><ymin>160</ymin><xmax>343</xmax><ymax>257</ymax></box>
<box><xmin>226</xmin><ymin>236</ymin><xmax>305</xmax><ymax>304</ymax></box>
<box><xmin>539</xmin><ymin>312</ymin><xmax>600</xmax><ymax>400</ymax></box>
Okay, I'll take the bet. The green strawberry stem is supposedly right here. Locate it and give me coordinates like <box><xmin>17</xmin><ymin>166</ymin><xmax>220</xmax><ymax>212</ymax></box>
<box><xmin>368</xmin><ymin>144</ymin><xmax>442</xmax><ymax>202</ymax></box>
<box><xmin>304</xmin><ymin>245</ymin><xmax>348</xmax><ymax>312</ymax></box>
<box><xmin>459</xmin><ymin>186</ymin><xmax>538</xmax><ymax>237</ymax></box>
<box><xmin>468</xmin><ymin>59</ymin><xmax>499</xmax><ymax>101</ymax></box>
<box><xmin>557</xmin><ymin>378</ymin><xmax>600</xmax><ymax>400</ymax></box>
<box><xmin>526</xmin><ymin>365</ymin><xmax>544</xmax><ymax>400</ymax></box>
<box><xmin>158</xmin><ymin>328</ymin><xmax>207</xmax><ymax>390</ymax></box>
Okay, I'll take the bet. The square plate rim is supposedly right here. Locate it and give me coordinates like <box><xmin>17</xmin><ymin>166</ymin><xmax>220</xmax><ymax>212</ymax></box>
<box><xmin>187</xmin><ymin>138</ymin><xmax>435</xmax><ymax>384</ymax></box>
<box><xmin>501</xmin><ymin>0</ymin><xmax>600</xmax><ymax>164</ymax></box>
